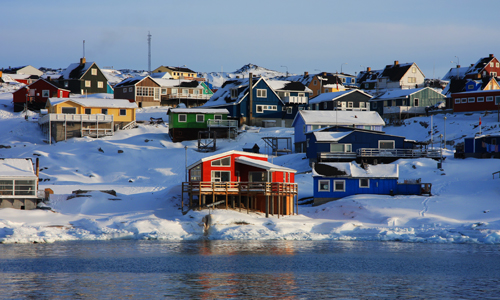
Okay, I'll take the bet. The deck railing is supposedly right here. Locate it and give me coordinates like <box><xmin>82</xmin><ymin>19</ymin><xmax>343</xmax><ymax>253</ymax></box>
<box><xmin>318</xmin><ymin>148</ymin><xmax>441</xmax><ymax>161</ymax></box>
<box><xmin>182</xmin><ymin>181</ymin><xmax>298</xmax><ymax>195</ymax></box>
<box><xmin>38</xmin><ymin>113</ymin><xmax>113</xmax><ymax>125</ymax></box>
<box><xmin>207</xmin><ymin>119</ymin><xmax>239</xmax><ymax>128</ymax></box>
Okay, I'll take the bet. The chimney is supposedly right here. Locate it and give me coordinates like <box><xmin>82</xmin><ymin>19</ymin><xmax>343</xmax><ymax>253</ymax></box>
<box><xmin>248</xmin><ymin>72</ymin><xmax>253</xmax><ymax>126</ymax></box>
<box><xmin>471</xmin><ymin>64</ymin><xmax>474</xmax><ymax>67</ymax></box>
<box><xmin>367</xmin><ymin>67</ymin><xmax>371</xmax><ymax>72</ymax></box>
<box><xmin>304</xmin><ymin>71</ymin><xmax>309</xmax><ymax>76</ymax></box>
<box><xmin>322</xmin><ymin>72</ymin><xmax>327</xmax><ymax>76</ymax></box>
<box><xmin>36</xmin><ymin>158</ymin><xmax>39</xmax><ymax>189</ymax></box>
<box><xmin>490</xmin><ymin>54</ymin><xmax>494</xmax><ymax>58</ymax></box>
<box><xmin>457</xmin><ymin>65</ymin><xmax>461</xmax><ymax>68</ymax></box>
<box><xmin>80</xmin><ymin>57</ymin><xmax>86</xmax><ymax>65</ymax></box>
<box><xmin>0</xmin><ymin>71</ymin><xmax>2</xmax><ymax>77</ymax></box>
<box><xmin>394</xmin><ymin>61</ymin><xmax>399</xmax><ymax>66</ymax></box>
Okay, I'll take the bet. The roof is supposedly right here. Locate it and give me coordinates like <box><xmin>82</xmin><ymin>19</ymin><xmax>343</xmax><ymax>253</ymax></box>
<box><xmin>152</xmin><ymin>78</ymin><xmax>202</xmax><ymax>88</ymax></box>
<box><xmin>167</xmin><ymin>66</ymin><xmax>196</xmax><ymax>73</ymax></box>
<box><xmin>465</xmin><ymin>55</ymin><xmax>495</xmax><ymax>76</ymax></box>
<box><xmin>380</xmin><ymin>63</ymin><xmax>413</xmax><ymax>81</ymax></box>
<box><xmin>187</xmin><ymin>150</ymin><xmax>268</xmax><ymax>170</ymax></box>
<box><xmin>313</xmin><ymin>131</ymin><xmax>352</xmax><ymax>142</ymax></box>
<box><xmin>47</xmin><ymin>97</ymin><xmax>138</xmax><ymax>109</ymax></box>
<box><xmin>0</xmin><ymin>158</ymin><xmax>37</xmax><ymax>178</ymax></box>
<box><xmin>370</xmin><ymin>87</ymin><xmax>443</xmax><ymax>100</ymax></box>
<box><xmin>235</xmin><ymin>156</ymin><xmax>296</xmax><ymax>173</ymax></box>
<box><xmin>308</xmin><ymin>90</ymin><xmax>372</xmax><ymax>104</ymax></box>
<box><xmin>266</xmin><ymin>80</ymin><xmax>312</xmax><ymax>93</ymax></box>
<box><xmin>60</xmin><ymin>61</ymin><xmax>96</xmax><ymax>80</ymax></box>
<box><xmin>293</xmin><ymin>110</ymin><xmax>385</xmax><ymax>127</ymax></box>
<box><xmin>313</xmin><ymin>162</ymin><xmax>398</xmax><ymax>178</ymax></box>
<box><xmin>114</xmin><ymin>76</ymin><xmax>148</xmax><ymax>88</ymax></box>
<box><xmin>169</xmin><ymin>108</ymin><xmax>229</xmax><ymax>114</ymax></box>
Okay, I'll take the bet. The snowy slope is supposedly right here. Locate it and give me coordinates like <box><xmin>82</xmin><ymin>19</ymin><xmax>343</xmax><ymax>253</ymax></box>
<box><xmin>0</xmin><ymin>87</ymin><xmax>499</xmax><ymax>244</ymax></box>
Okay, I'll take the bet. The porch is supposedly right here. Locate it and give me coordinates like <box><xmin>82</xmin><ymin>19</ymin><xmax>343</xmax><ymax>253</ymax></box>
<box><xmin>318</xmin><ymin>148</ymin><xmax>441</xmax><ymax>162</ymax></box>
<box><xmin>181</xmin><ymin>181</ymin><xmax>298</xmax><ymax>218</ymax></box>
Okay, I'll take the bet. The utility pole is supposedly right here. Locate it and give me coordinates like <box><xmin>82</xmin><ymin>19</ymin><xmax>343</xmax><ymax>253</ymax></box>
<box><xmin>147</xmin><ymin>31</ymin><xmax>152</xmax><ymax>74</ymax></box>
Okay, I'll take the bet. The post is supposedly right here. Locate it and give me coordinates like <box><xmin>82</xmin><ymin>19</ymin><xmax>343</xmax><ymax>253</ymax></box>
<box><xmin>184</xmin><ymin>146</ymin><xmax>188</xmax><ymax>182</ymax></box>
<box><xmin>443</xmin><ymin>116</ymin><xmax>447</xmax><ymax>149</ymax></box>
<box><xmin>248</xmin><ymin>73</ymin><xmax>253</xmax><ymax>126</ymax></box>
<box><xmin>265</xmin><ymin>195</ymin><xmax>269</xmax><ymax>218</ymax></box>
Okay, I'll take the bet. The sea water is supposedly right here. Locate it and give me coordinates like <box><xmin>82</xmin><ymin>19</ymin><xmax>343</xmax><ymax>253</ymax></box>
<box><xmin>0</xmin><ymin>240</ymin><xmax>499</xmax><ymax>299</ymax></box>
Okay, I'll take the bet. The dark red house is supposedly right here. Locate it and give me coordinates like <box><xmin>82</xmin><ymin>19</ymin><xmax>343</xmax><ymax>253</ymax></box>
<box><xmin>182</xmin><ymin>150</ymin><xmax>298</xmax><ymax>217</ymax></box>
<box><xmin>452</xmin><ymin>90</ymin><xmax>500</xmax><ymax>113</ymax></box>
<box><xmin>13</xmin><ymin>78</ymin><xmax>70</xmax><ymax>112</ymax></box>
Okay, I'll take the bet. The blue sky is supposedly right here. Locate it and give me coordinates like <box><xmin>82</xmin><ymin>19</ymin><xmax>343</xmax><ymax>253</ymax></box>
<box><xmin>2</xmin><ymin>0</ymin><xmax>499</xmax><ymax>78</ymax></box>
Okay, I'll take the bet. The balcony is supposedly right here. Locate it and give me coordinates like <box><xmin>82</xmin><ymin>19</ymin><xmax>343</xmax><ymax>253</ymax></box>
<box><xmin>207</xmin><ymin>119</ymin><xmax>238</xmax><ymax>129</ymax></box>
<box><xmin>318</xmin><ymin>148</ymin><xmax>441</xmax><ymax>162</ymax></box>
<box><xmin>38</xmin><ymin>113</ymin><xmax>113</xmax><ymax>125</ymax></box>
<box><xmin>163</xmin><ymin>93</ymin><xmax>212</xmax><ymax>100</ymax></box>
<box><xmin>383</xmin><ymin>106</ymin><xmax>426</xmax><ymax>115</ymax></box>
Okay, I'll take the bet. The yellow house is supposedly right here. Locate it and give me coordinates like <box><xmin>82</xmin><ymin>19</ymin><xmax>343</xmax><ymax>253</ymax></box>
<box><xmin>152</xmin><ymin>65</ymin><xmax>198</xmax><ymax>80</ymax></box>
<box><xmin>39</xmin><ymin>97</ymin><xmax>138</xmax><ymax>143</ymax></box>
<box><xmin>483</xmin><ymin>77</ymin><xmax>500</xmax><ymax>90</ymax></box>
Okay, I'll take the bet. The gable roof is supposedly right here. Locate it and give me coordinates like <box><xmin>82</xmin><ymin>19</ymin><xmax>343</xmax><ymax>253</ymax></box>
<box><xmin>114</xmin><ymin>76</ymin><xmax>160</xmax><ymax>88</ymax></box>
<box><xmin>308</xmin><ymin>89</ymin><xmax>372</xmax><ymax>104</ymax></box>
<box><xmin>380</xmin><ymin>63</ymin><xmax>414</xmax><ymax>81</ymax></box>
<box><xmin>313</xmin><ymin>162</ymin><xmax>399</xmax><ymax>178</ymax></box>
<box><xmin>60</xmin><ymin>61</ymin><xmax>97</xmax><ymax>80</ymax></box>
<box><xmin>313</xmin><ymin>131</ymin><xmax>352</xmax><ymax>142</ymax></box>
<box><xmin>152</xmin><ymin>78</ymin><xmax>203</xmax><ymax>89</ymax></box>
<box><xmin>465</xmin><ymin>55</ymin><xmax>496</xmax><ymax>76</ymax></box>
<box><xmin>292</xmin><ymin>110</ymin><xmax>385</xmax><ymax>127</ymax></box>
<box><xmin>47</xmin><ymin>97</ymin><xmax>138</xmax><ymax>109</ymax></box>
<box><xmin>235</xmin><ymin>156</ymin><xmax>296</xmax><ymax>173</ymax></box>
<box><xmin>0</xmin><ymin>158</ymin><xmax>37</xmax><ymax>178</ymax></box>
<box><xmin>187</xmin><ymin>150</ymin><xmax>268</xmax><ymax>170</ymax></box>
<box><xmin>169</xmin><ymin>108</ymin><xmax>229</xmax><ymax>114</ymax></box>
<box><xmin>370</xmin><ymin>87</ymin><xmax>443</xmax><ymax>101</ymax></box>
<box><xmin>267</xmin><ymin>80</ymin><xmax>312</xmax><ymax>93</ymax></box>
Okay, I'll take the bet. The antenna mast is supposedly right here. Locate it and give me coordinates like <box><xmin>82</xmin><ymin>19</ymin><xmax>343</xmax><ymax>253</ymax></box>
<box><xmin>83</xmin><ymin>40</ymin><xmax>85</xmax><ymax>58</ymax></box>
<box><xmin>147</xmin><ymin>32</ymin><xmax>152</xmax><ymax>74</ymax></box>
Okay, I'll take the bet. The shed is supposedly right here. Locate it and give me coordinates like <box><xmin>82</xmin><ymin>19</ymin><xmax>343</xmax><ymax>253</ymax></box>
<box><xmin>0</xmin><ymin>158</ymin><xmax>40</xmax><ymax>210</ymax></box>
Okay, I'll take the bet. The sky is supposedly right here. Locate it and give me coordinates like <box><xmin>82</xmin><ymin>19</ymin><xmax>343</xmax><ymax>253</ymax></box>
<box><xmin>2</xmin><ymin>0</ymin><xmax>500</xmax><ymax>79</ymax></box>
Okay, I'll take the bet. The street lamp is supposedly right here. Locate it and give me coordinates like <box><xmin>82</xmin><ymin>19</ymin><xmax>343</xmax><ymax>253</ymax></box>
<box><xmin>443</xmin><ymin>116</ymin><xmax>447</xmax><ymax>149</ymax></box>
<box><xmin>341</xmin><ymin>63</ymin><xmax>348</xmax><ymax>74</ymax></box>
<box><xmin>281</xmin><ymin>65</ymin><xmax>288</xmax><ymax>77</ymax></box>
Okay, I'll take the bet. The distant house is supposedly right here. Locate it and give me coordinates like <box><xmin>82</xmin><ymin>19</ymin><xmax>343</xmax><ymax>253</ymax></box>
<box><xmin>12</xmin><ymin>78</ymin><xmax>70</xmax><ymax>112</ymax></box>
<box><xmin>291</xmin><ymin>110</ymin><xmax>385</xmax><ymax>153</ymax></box>
<box><xmin>1</xmin><ymin>65</ymin><xmax>43</xmax><ymax>77</ymax></box>
<box><xmin>0</xmin><ymin>158</ymin><xmax>41</xmax><ymax>210</ymax></box>
<box><xmin>153</xmin><ymin>78</ymin><xmax>213</xmax><ymax>107</ymax></box>
<box><xmin>369</xmin><ymin>87</ymin><xmax>446</xmax><ymax>120</ymax></box>
<box><xmin>167</xmin><ymin>108</ymin><xmax>237</xmax><ymax>142</ymax></box>
<box><xmin>39</xmin><ymin>97</ymin><xmax>137</xmax><ymax>143</ymax></box>
<box><xmin>308</xmin><ymin>90</ymin><xmax>372</xmax><ymax>111</ymax></box>
<box><xmin>57</xmin><ymin>58</ymin><xmax>109</xmax><ymax>95</ymax></box>
<box><xmin>182</xmin><ymin>150</ymin><xmax>298</xmax><ymax>216</ymax></box>
<box><xmin>113</xmin><ymin>76</ymin><xmax>161</xmax><ymax>108</ymax></box>
<box><xmin>312</xmin><ymin>162</ymin><xmax>431</xmax><ymax>206</ymax></box>
<box><xmin>277</xmin><ymin>71</ymin><xmax>349</xmax><ymax>98</ymax></box>
<box><xmin>356</xmin><ymin>62</ymin><xmax>425</xmax><ymax>92</ymax></box>
<box><xmin>305</xmin><ymin>126</ymin><xmax>438</xmax><ymax>163</ymax></box>
<box><xmin>151</xmin><ymin>66</ymin><xmax>199</xmax><ymax>80</ymax></box>
<box><xmin>455</xmin><ymin>134</ymin><xmax>500</xmax><ymax>159</ymax></box>
<box><xmin>451</xmin><ymin>89</ymin><xmax>500</xmax><ymax>113</ymax></box>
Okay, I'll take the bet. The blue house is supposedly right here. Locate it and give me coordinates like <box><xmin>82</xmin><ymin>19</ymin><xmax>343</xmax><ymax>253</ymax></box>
<box><xmin>312</xmin><ymin>162</ymin><xmax>431</xmax><ymax>206</ymax></box>
<box><xmin>305</xmin><ymin>126</ymin><xmax>439</xmax><ymax>163</ymax></box>
<box><xmin>292</xmin><ymin>110</ymin><xmax>385</xmax><ymax>153</ymax></box>
<box><xmin>202</xmin><ymin>75</ymin><xmax>311</xmax><ymax>127</ymax></box>
<box><xmin>456</xmin><ymin>134</ymin><xmax>500</xmax><ymax>159</ymax></box>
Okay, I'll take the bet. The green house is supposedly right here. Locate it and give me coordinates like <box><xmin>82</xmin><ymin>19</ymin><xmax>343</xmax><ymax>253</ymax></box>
<box><xmin>168</xmin><ymin>108</ymin><xmax>237</xmax><ymax>142</ymax></box>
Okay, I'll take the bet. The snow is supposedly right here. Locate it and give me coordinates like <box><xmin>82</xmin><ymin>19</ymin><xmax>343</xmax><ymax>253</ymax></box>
<box><xmin>314</xmin><ymin>162</ymin><xmax>399</xmax><ymax>178</ymax></box>
<box><xmin>296</xmin><ymin>110</ymin><xmax>386</xmax><ymax>126</ymax></box>
<box><xmin>0</xmin><ymin>86</ymin><xmax>500</xmax><ymax>245</ymax></box>
<box><xmin>47</xmin><ymin>97</ymin><xmax>138</xmax><ymax>108</ymax></box>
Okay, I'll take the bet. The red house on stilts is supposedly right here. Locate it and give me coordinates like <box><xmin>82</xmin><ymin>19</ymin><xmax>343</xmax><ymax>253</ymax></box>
<box><xmin>182</xmin><ymin>150</ymin><xmax>298</xmax><ymax>217</ymax></box>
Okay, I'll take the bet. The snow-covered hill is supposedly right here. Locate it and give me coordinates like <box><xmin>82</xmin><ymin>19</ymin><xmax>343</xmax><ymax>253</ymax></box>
<box><xmin>199</xmin><ymin>63</ymin><xmax>289</xmax><ymax>88</ymax></box>
<box><xmin>0</xmin><ymin>87</ymin><xmax>499</xmax><ymax>244</ymax></box>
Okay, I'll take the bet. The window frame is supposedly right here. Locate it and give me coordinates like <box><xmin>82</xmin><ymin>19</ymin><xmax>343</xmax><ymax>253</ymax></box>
<box><xmin>468</xmin><ymin>97</ymin><xmax>475</xmax><ymax>103</ymax></box>
<box><xmin>378</xmin><ymin>140</ymin><xmax>395</xmax><ymax>149</ymax></box>
<box><xmin>61</xmin><ymin>107</ymin><xmax>76</xmax><ymax>114</ymax></box>
<box><xmin>359</xmin><ymin>178</ymin><xmax>369</xmax><ymax>188</ymax></box>
<box><xmin>119</xmin><ymin>109</ymin><xmax>127</xmax><ymax>116</ymax></box>
<box><xmin>196</xmin><ymin>114</ymin><xmax>205</xmax><ymax>123</ymax></box>
<box><xmin>318</xmin><ymin>180</ymin><xmax>330</xmax><ymax>192</ymax></box>
<box><xmin>42</xmin><ymin>90</ymin><xmax>50</xmax><ymax>98</ymax></box>
<box><xmin>211</xmin><ymin>156</ymin><xmax>231</xmax><ymax>167</ymax></box>
<box><xmin>461</xmin><ymin>98</ymin><xmax>467</xmax><ymax>103</ymax></box>
<box><xmin>101</xmin><ymin>108</ymin><xmax>108</xmax><ymax>115</ymax></box>
<box><xmin>477</xmin><ymin>97</ymin><xmax>484</xmax><ymax>102</ymax></box>
<box><xmin>256</xmin><ymin>89</ymin><xmax>267</xmax><ymax>98</ymax></box>
<box><xmin>486</xmin><ymin>96</ymin><xmax>494</xmax><ymax>102</ymax></box>
<box><xmin>85</xmin><ymin>80</ymin><xmax>91</xmax><ymax>87</ymax></box>
<box><xmin>85</xmin><ymin>108</ymin><xmax>91</xmax><ymax>114</ymax></box>
<box><xmin>178</xmin><ymin>114</ymin><xmax>187</xmax><ymax>122</ymax></box>
<box><xmin>333</xmin><ymin>180</ymin><xmax>345</xmax><ymax>192</ymax></box>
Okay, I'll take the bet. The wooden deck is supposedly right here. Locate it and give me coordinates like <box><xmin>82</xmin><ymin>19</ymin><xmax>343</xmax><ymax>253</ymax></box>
<box><xmin>181</xmin><ymin>181</ymin><xmax>298</xmax><ymax>218</ymax></box>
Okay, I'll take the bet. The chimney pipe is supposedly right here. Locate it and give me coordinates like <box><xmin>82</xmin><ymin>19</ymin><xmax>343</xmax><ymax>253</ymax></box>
<box><xmin>367</xmin><ymin>67</ymin><xmax>371</xmax><ymax>72</ymax></box>
<box><xmin>248</xmin><ymin>73</ymin><xmax>253</xmax><ymax>126</ymax></box>
<box><xmin>80</xmin><ymin>57</ymin><xmax>86</xmax><ymax>65</ymax></box>
<box><xmin>322</xmin><ymin>72</ymin><xmax>327</xmax><ymax>77</ymax></box>
<box><xmin>394</xmin><ymin>61</ymin><xmax>399</xmax><ymax>66</ymax></box>
<box><xmin>457</xmin><ymin>65</ymin><xmax>461</xmax><ymax>68</ymax></box>
<box><xmin>304</xmin><ymin>71</ymin><xmax>309</xmax><ymax>76</ymax></box>
<box><xmin>490</xmin><ymin>54</ymin><xmax>494</xmax><ymax>58</ymax></box>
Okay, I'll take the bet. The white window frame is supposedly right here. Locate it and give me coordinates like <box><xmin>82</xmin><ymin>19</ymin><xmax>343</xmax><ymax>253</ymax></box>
<box><xmin>486</xmin><ymin>96</ymin><xmax>494</xmax><ymax>102</ymax></box>
<box><xmin>468</xmin><ymin>97</ymin><xmax>475</xmax><ymax>103</ymax></box>
<box><xmin>256</xmin><ymin>105</ymin><xmax>263</xmax><ymax>113</ymax></box>
<box><xmin>91</xmin><ymin>68</ymin><xmax>97</xmax><ymax>76</ymax></box>
<box><xmin>129</xmin><ymin>87</ymin><xmax>133</xmax><ymax>92</ymax></box>
<box><xmin>85</xmin><ymin>80</ymin><xmax>91</xmax><ymax>87</ymax></box>
<box><xmin>492</xmin><ymin>72</ymin><xmax>498</xmax><ymax>77</ymax></box>
<box><xmin>61</xmin><ymin>107</ymin><xmax>76</xmax><ymax>114</ymax></box>
<box><xmin>196</xmin><ymin>114</ymin><xmax>204</xmax><ymax>123</ymax></box>
<box><xmin>257</xmin><ymin>89</ymin><xmax>267</xmax><ymax>98</ymax></box>
<box><xmin>330</xmin><ymin>143</ymin><xmax>352</xmax><ymax>153</ymax></box>
<box><xmin>214</xmin><ymin>114</ymin><xmax>222</xmax><ymax>120</ymax></box>
<box><xmin>287</xmin><ymin>107</ymin><xmax>293</xmax><ymax>114</ymax></box>
<box><xmin>178</xmin><ymin>114</ymin><xmax>187</xmax><ymax>122</ymax></box>
<box><xmin>477</xmin><ymin>97</ymin><xmax>484</xmax><ymax>102</ymax></box>
<box><xmin>461</xmin><ymin>98</ymin><xmax>467</xmax><ymax>103</ymax></box>
<box><xmin>378</xmin><ymin>140</ymin><xmax>395</xmax><ymax>149</ymax></box>
<box><xmin>98</xmin><ymin>81</ymin><xmax>103</xmax><ymax>89</ymax></box>
<box><xmin>211</xmin><ymin>156</ymin><xmax>231</xmax><ymax>167</ymax></box>
<box><xmin>348</xmin><ymin>102</ymin><xmax>353</xmax><ymax>108</ymax></box>
<box><xmin>333</xmin><ymin>180</ymin><xmax>345</xmax><ymax>192</ymax></box>
<box><xmin>455</xmin><ymin>98</ymin><xmax>461</xmax><ymax>104</ymax></box>
<box><xmin>123</xmin><ymin>88</ymin><xmax>127</xmax><ymax>93</ymax></box>
<box><xmin>318</xmin><ymin>180</ymin><xmax>330</xmax><ymax>192</ymax></box>
<box><xmin>42</xmin><ymin>90</ymin><xmax>50</xmax><ymax>97</ymax></box>
<box><xmin>211</xmin><ymin>171</ymin><xmax>231</xmax><ymax>182</ymax></box>
<box><xmin>119</xmin><ymin>109</ymin><xmax>127</xmax><ymax>116</ymax></box>
<box><xmin>359</xmin><ymin>178</ymin><xmax>369</xmax><ymax>188</ymax></box>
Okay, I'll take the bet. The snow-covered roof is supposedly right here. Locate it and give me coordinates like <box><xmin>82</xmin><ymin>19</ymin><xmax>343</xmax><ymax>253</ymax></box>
<box><xmin>150</xmin><ymin>72</ymin><xmax>173</xmax><ymax>79</ymax></box>
<box><xmin>0</xmin><ymin>158</ymin><xmax>37</xmax><ymax>178</ymax></box>
<box><xmin>114</xmin><ymin>76</ymin><xmax>148</xmax><ymax>88</ymax></box>
<box><xmin>187</xmin><ymin>150</ymin><xmax>268</xmax><ymax>170</ymax></box>
<box><xmin>169</xmin><ymin>108</ymin><xmax>229</xmax><ymax>114</ymax></box>
<box><xmin>308</xmin><ymin>90</ymin><xmax>372</xmax><ymax>104</ymax></box>
<box><xmin>266</xmin><ymin>80</ymin><xmax>312</xmax><ymax>93</ymax></box>
<box><xmin>442</xmin><ymin>66</ymin><xmax>470</xmax><ymax>80</ymax></box>
<box><xmin>60</xmin><ymin>61</ymin><xmax>96</xmax><ymax>80</ymax></box>
<box><xmin>235</xmin><ymin>156</ymin><xmax>296</xmax><ymax>173</ymax></box>
<box><xmin>295</xmin><ymin>110</ymin><xmax>385</xmax><ymax>126</ymax></box>
<box><xmin>313</xmin><ymin>131</ymin><xmax>352</xmax><ymax>142</ymax></box>
<box><xmin>152</xmin><ymin>78</ymin><xmax>203</xmax><ymax>89</ymax></box>
<box><xmin>313</xmin><ymin>162</ymin><xmax>398</xmax><ymax>178</ymax></box>
<box><xmin>47</xmin><ymin>97</ymin><xmax>138</xmax><ymax>109</ymax></box>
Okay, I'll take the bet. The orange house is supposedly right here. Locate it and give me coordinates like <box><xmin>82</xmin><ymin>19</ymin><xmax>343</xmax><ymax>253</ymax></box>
<box><xmin>182</xmin><ymin>150</ymin><xmax>298</xmax><ymax>217</ymax></box>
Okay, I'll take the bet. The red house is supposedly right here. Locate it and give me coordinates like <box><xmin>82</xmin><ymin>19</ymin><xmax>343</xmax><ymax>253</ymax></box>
<box><xmin>182</xmin><ymin>150</ymin><xmax>298</xmax><ymax>217</ymax></box>
<box><xmin>13</xmin><ymin>78</ymin><xmax>70</xmax><ymax>112</ymax></box>
<box><xmin>452</xmin><ymin>90</ymin><xmax>500</xmax><ymax>113</ymax></box>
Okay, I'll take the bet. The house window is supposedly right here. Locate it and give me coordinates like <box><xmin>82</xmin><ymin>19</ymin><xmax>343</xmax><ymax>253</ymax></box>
<box><xmin>360</xmin><ymin>102</ymin><xmax>366</xmax><ymax>108</ymax></box>
<box><xmin>412</xmin><ymin>67</ymin><xmax>416</xmax><ymax>73</ymax></box>
<box><xmin>91</xmin><ymin>68</ymin><xmax>97</xmax><ymax>76</ymax></box>
<box><xmin>178</xmin><ymin>114</ymin><xmax>187</xmax><ymax>122</ymax></box>
<box><xmin>313</xmin><ymin>80</ymin><xmax>317</xmax><ymax>85</ymax></box>
<box><xmin>298</xmin><ymin>92</ymin><xmax>305</xmax><ymax>97</ymax></box>
<box><xmin>348</xmin><ymin>102</ymin><xmax>353</xmax><ymax>108</ymax></box>
<box><xmin>183</xmin><ymin>89</ymin><xmax>189</xmax><ymax>95</ymax></box>
<box><xmin>85</xmin><ymin>80</ymin><xmax>91</xmax><ymax>87</ymax></box>
<box><xmin>496</xmin><ymin>96</ymin><xmax>500</xmax><ymax>105</ymax></box>
<box><xmin>230</xmin><ymin>88</ymin><xmax>238</xmax><ymax>99</ymax></box>
<box><xmin>42</xmin><ymin>90</ymin><xmax>50</xmax><ymax>98</ymax></box>
<box><xmin>455</xmin><ymin>98</ymin><xmax>461</xmax><ymax>104</ymax></box>
<box><xmin>372</xmin><ymin>102</ymin><xmax>377</xmax><ymax>109</ymax></box>
<box><xmin>477</xmin><ymin>97</ymin><xmax>484</xmax><ymax>102</ymax></box>
<box><xmin>492</xmin><ymin>72</ymin><xmax>498</xmax><ymax>77</ymax></box>
<box><xmin>408</xmin><ymin>77</ymin><xmax>416</xmax><ymax>83</ymax></box>
<box><xmin>379</xmin><ymin>140</ymin><xmax>395</xmax><ymax>149</ymax></box>
<box><xmin>190</xmin><ymin>164</ymin><xmax>201</xmax><ymax>181</ymax></box>
<box><xmin>364</xmin><ymin>83</ymin><xmax>369</xmax><ymax>89</ymax></box>
<box><xmin>334</xmin><ymin>180</ymin><xmax>345</xmax><ymax>192</ymax></box>
<box><xmin>64</xmin><ymin>81</ymin><xmax>69</xmax><ymax>88</ymax></box>
<box><xmin>101</xmin><ymin>109</ymin><xmax>108</xmax><ymax>115</ymax></box>
<box><xmin>330</xmin><ymin>143</ymin><xmax>352</xmax><ymax>152</ymax></box>
<box><xmin>120</xmin><ymin>109</ymin><xmax>127</xmax><ymax>116</ymax></box>
<box><xmin>196</xmin><ymin>114</ymin><xmax>204</xmax><ymax>122</ymax></box>
<box><xmin>486</xmin><ymin>96</ymin><xmax>493</xmax><ymax>102</ymax></box>
<box><xmin>14</xmin><ymin>180</ymin><xmax>36</xmax><ymax>196</ymax></box>
<box><xmin>123</xmin><ymin>88</ymin><xmax>127</xmax><ymax>93</ymax></box>
<box><xmin>318</xmin><ymin>180</ymin><xmax>330</xmax><ymax>192</ymax></box>
<box><xmin>161</xmin><ymin>89</ymin><xmax>167</xmax><ymax>95</ymax></box>
<box><xmin>257</xmin><ymin>89</ymin><xmax>267</xmax><ymax>98</ymax></box>
<box><xmin>323</xmin><ymin>102</ymin><xmax>327</xmax><ymax>109</ymax></box>
<box><xmin>491</xmin><ymin>62</ymin><xmax>495</xmax><ymax>68</ymax></box>
<box><xmin>211</xmin><ymin>156</ymin><xmax>231</xmax><ymax>166</ymax></box>
<box><xmin>468</xmin><ymin>84</ymin><xmax>475</xmax><ymax>90</ymax></box>
<box><xmin>360</xmin><ymin>178</ymin><xmax>369</xmax><ymax>188</ymax></box>
<box><xmin>496</xmin><ymin>63</ymin><xmax>500</xmax><ymax>68</ymax></box>
<box><xmin>256</xmin><ymin>105</ymin><xmax>263</xmax><ymax>113</ymax></box>
<box><xmin>214</xmin><ymin>115</ymin><xmax>222</xmax><ymax>120</ymax></box>
<box><xmin>85</xmin><ymin>108</ymin><xmax>91</xmax><ymax>114</ymax></box>
<box><xmin>98</xmin><ymin>81</ymin><xmax>103</xmax><ymax>89</ymax></box>
<box><xmin>212</xmin><ymin>171</ymin><xmax>230</xmax><ymax>182</ymax></box>
<box><xmin>193</xmin><ymin>90</ymin><xmax>199</xmax><ymax>95</ymax></box>
<box><xmin>414</xmin><ymin>98</ymin><xmax>419</xmax><ymax>106</ymax></box>
<box><xmin>61</xmin><ymin>107</ymin><xmax>76</xmax><ymax>114</ymax></box>
<box><xmin>0</xmin><ymin>180</ymin><xmax>13</xmax><ymax>195</ymax></box>
<box><xmin>129</xmin><ymin>87</ymin><xmax>133</xmax><ymax>92</ymax></box>
<box><xmin>468</xmin><ymin>97</ymin><xmax>475</xmax><ymax>103</ymax></box>
<box><xmin>461</xmin><ymin>98</ymin><xmax>467</xmax><ymax>103</ymax></box>
<box><xmin>249</xmin><ymin>172</ymin><xmax>267</xmax><ymax>182</ymax></box>
<box><xmin>172</xmin><ymin>89</ymin><xmax>178</xmax><ymax>94</ymax></box>
<box><xmin>287</xmin><ymin>107</ymin><xmax>293</xmax><ymax>114</ymax></box>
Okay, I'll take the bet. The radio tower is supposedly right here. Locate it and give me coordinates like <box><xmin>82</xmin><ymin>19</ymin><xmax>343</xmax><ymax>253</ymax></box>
<box><xmin>147</xmin><ymin>32</ymin><xmax>152</xmax><ymax>74</ymax></box>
